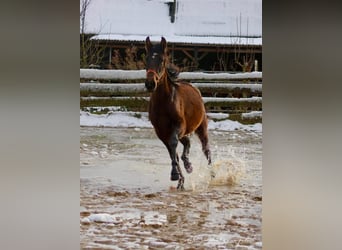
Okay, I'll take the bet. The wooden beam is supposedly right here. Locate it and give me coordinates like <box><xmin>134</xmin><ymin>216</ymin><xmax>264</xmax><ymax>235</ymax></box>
<box><xmin>181</xmin><ymin>49</ymin><xmax>195</xmax><ymax>61</ymax></box>
<box><xmin>198</xmin><ymin>52</ymin><xmax>208</xmax><ymax>61</ymax></box>
<box><xmin>94</xmin><ymin>41</ymin><xmax>262</xmax><ymax>53</ymax></box>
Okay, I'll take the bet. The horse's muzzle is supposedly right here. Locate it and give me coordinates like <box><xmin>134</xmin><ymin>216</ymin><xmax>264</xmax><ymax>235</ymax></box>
<box><xmin>145</xmin><ymin>70</ymin><xmax>158</xmax><ymax>92</ymax></box>
<box><xmin>145</xmin><ymin>80</ymin><xmax>156</xmax><ymax>92</ymax></box>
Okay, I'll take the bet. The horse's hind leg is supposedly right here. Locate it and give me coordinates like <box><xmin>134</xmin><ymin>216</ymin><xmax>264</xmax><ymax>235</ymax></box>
<box><xmin>195</xmin><ymin>119</ymin><xmax>211</xmax><ymax>165</ymax></box>
<box><xmin>179</xmin><ymin>136</ymin><xmax>193</xmax><ymax>173</ymax></box>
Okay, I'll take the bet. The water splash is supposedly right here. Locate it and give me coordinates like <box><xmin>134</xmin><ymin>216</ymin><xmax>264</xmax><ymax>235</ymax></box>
<box><xmin>188</xmin><ymin>146</ymin><xmax>246</xmax><ymax>191</ymax></box>
<box><xmin>210</xmin><ymin>158</ymin><xmax>246</xmax><ymax>186</ymax></box>
<box><xmin>188</xmin><ymin>164</ymin><xmax>212</xmax><ymax>191</ymax></box>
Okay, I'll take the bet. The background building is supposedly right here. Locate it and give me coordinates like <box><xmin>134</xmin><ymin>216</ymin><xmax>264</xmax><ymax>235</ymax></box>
<box><xmin>80</xmin><ymin>0</ymin><xmax>262</xmax><ymax>72</ymax></box>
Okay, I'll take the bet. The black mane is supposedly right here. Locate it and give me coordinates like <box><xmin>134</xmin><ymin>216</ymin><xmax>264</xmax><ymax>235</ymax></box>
<box><xmin>166</xmin><ymin>63</ymin><xmax>180</xmax><ymax>81</ymax></box>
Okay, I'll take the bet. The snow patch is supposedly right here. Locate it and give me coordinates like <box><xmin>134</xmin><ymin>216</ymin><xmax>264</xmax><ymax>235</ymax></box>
<box><xmin>80</xmin><ymin>111</ymin><xmax>261</xmax><ymax>132</ymax></box>
<box><xmin>143</xmin><ymin>212</ymin><xmax>167</xmax><ymax>226</ymax></box>
<box><xmin>208</xmin><ymin>119</ymin><xmax>262</xmax><ymax>132</ymax></box>
<box><xmin>88</xmin><ymin>213</ymin><xmax>116</xmax><ymax>223</ymax></box>
<box><xmin>193</xmin><ymin>232</ymin><xmax>239</xmax><ymax>247</ymax></box>
<box><xmin>86</xmin><ymin>211</ymin><xmax>167</xmax><ymax>228</ymax></box>
<box><xmin>80</xmin><ymin>111</ymin><xmax>153</xmax><ymax>128</ymax></box>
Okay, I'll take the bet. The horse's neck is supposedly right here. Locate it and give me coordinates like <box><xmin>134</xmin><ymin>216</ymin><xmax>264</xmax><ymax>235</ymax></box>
<box><xmin>158</xmin><ymin>72</ymin><xmax>173</xmax><ymax>94</ymax></box>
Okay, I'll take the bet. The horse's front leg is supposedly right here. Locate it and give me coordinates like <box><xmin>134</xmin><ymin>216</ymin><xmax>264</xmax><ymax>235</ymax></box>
<box><xmin>180</xmin><ymin>136</ymin><xmax>193</xmax><ymax>173</ymax></box>
<box><xmin>166</xmin><ymin>129</ymin><xmax>184</xmax><ymax>190</ymax></box>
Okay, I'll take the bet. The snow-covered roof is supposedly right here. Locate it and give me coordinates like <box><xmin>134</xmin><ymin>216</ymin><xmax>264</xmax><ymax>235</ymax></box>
<box><xmin>82</xmin><ymin>0</ymin><xmax>262</xmax><ymax>45</ymax></box>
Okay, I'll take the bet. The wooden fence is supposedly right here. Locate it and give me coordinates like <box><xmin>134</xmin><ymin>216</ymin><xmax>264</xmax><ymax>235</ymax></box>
<box><xmin>80</xmin><ymin>69</ymin><xmax>262</xmax><ymax>124</ymax></box>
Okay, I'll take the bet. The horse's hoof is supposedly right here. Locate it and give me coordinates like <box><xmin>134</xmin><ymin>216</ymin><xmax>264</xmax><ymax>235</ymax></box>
<box><xmin>185</xmin><ymin>164</ymin><xmax>193</xmax><ymax>174</ymax></box>
<box><xmin>170</xmin><ymin>173</ymin><xmax>179</xmax><ymax>181</ymax></box>
<box><xmin>176</xmin><ymin>182</ymin><xmax>185</xmax><ymax>190</ymax></box>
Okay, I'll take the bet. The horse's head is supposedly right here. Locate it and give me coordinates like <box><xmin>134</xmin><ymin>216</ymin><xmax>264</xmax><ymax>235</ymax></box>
<box><xmin>145</xmin><ymin>36</ymin><xmax>167</xmax><ymax>92</ymax></box>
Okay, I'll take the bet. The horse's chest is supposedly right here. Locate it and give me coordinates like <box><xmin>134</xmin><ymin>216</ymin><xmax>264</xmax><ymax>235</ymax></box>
<box><xmin>149</xmin><ymin>98</ymin><xmax>179</xmax><ymax>124</ymax></box>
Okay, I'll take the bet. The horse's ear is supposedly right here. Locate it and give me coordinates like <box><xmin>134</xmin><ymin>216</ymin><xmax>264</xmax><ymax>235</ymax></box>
<box><xmin>161</xmin><ymin>37</ymin><xmax>167</xmax><ymax>53</ymax></box>
<box><xmin>145</xmin><ymin>36</ymin><xmax>152</xmax><ymax>51</ymax></box>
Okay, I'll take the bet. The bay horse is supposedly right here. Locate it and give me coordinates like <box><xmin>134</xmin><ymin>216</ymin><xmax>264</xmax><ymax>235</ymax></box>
<box><xmin>144</xmin><ymin>37</ymin><xmax>211</xmax><ymax>190</ymax></box>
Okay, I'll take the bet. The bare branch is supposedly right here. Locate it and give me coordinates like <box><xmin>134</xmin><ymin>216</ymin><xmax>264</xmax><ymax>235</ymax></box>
<box><xmin>80</xmin><ymin>0</ymin><xmax>92</xmax><ymax>34</ymax></box>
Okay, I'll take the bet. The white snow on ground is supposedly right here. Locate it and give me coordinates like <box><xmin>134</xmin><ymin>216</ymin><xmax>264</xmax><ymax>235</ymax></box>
<box><xmin>87</xmin><ymin>213</ymin><xmax>116</xmax><ymax>223</ymax></box>
<box><xmin>194</xmin><ymin>232</ymin><xmax>239</xmax><ymax>248</ymax></box>
<box><xmin>80</xmin><ymin>111</ymin><xmax>152</xmax><ymax>128</ymax></box>
<box><xmin>80</xmin><ymin>111</ymin><xmax>262</xmax><ymax>132</ymax></box>
<box><xmin>208</xmin><ymin>119</ymin><xmax>262</xmax><ymax>132</ymax></box>
<box><xmin>85</xmin><ymin>211</ymin><xmax>167</xmax><ymax>226</ymax></box>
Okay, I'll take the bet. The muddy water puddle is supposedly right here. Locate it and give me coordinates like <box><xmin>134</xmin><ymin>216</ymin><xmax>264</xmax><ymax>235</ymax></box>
<box><xmin>80</xmin><ymin>127</ymin><xmax>262</xmax><ymax>249</ymax></box>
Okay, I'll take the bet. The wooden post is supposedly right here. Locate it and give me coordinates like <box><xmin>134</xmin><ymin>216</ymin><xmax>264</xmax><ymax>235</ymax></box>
<box><xmin>194</xmin><ymin>47</ymin><xmax>199</xmax><ymax>69</ymax></box>
<box><xmin>171</xmin><ymin>44</ymin><xmax>174</xmax><ymax>64</ymax></box>
<box><xmin>109</xmin><ymin>47</ymin><xmax>112</xmax><ymax>65</ymax></box>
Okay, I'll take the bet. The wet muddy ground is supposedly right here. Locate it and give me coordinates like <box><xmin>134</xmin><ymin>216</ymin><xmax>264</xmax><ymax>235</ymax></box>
<box><xmin>80</xmin><ymin>127</ymin><xmax>262</xmax><ymax>249</ymax></box>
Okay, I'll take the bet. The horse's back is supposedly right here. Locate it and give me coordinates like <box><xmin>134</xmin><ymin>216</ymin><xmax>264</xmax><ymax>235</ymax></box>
<box><xmin>177</xmin><ymin>81</ymin><xmax>204</xmax><ymax>109</ymax></box>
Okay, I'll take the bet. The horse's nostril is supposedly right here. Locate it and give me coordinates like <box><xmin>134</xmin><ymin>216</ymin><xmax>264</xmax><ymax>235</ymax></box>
<box><xmin>145</xmin><ymin>81</ymin><xmax>156</xmax><ymax>92</ymax></box>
